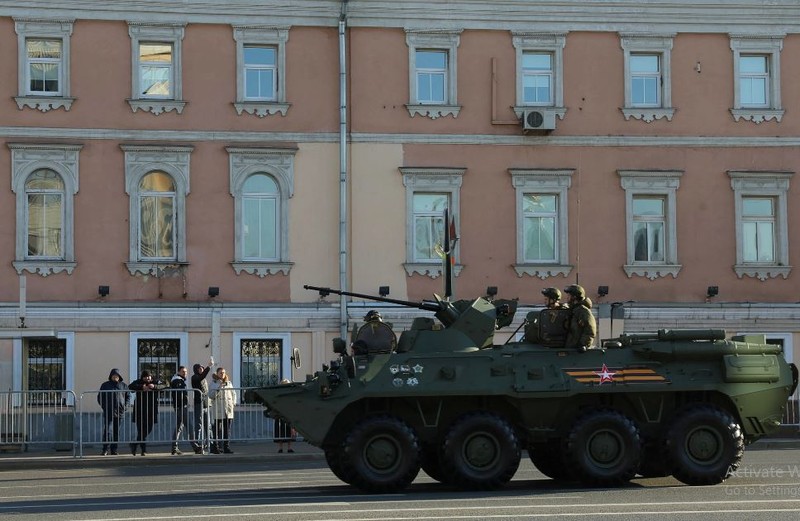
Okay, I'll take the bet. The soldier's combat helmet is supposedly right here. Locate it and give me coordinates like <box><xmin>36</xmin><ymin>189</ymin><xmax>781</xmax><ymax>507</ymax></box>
<box><xmin>541</xmin><ymin>287</ymin><xmax>561</xmax><ymax>300</ymax></box>
<box><xmin>563</xmin><ymin>284</ymin><xmax>586</xmax><ymax>299</ymax></box>
<box><xmin>364</xmin><ymin>309</ymin><xmax>382</xmax><ymax>322</ymax></box>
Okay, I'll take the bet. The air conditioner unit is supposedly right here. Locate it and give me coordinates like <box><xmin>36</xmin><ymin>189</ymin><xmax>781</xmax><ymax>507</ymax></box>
<box><xmin>522</xmin><ymin>109</ymin><xmax>556</xmax><ymax>131</ymax></box>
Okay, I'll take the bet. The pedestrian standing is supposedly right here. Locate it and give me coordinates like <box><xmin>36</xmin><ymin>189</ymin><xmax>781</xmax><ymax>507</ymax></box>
<box><xmin>191</xmin><ymin>357</ymin><xmax>214</xmax><ymax>454</ymax></box>
<box><xmin>128</xmin><ymin>370</ymin><xmax>162</xmax><ymax>456</ymax></box>
<box><xmin>209</xmin><ymin>367</ymin><xmax>237</xmax><ymax>454</ymax></box>
<box><xmin>169</xmin><ymin>366</ymin><xmax>191</xmax><ymax>455</ymax></box>
<box><xmin>97</xmin><ymin>368</ymin><xmax>129</xmax><ymax>456</ymax></box>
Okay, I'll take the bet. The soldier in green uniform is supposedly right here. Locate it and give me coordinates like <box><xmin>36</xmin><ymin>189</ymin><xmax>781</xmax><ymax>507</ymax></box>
<box><xmin>563</xmin><ymin>284</ymin><xmax>596</xmax><ymax>352</ymax></box>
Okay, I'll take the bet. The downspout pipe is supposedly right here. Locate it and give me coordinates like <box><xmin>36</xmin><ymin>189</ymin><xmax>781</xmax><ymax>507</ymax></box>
<box><xmin>338</xmin><ymin>1</ymin><xmax>349</xmax><ymax>338</ymax></box>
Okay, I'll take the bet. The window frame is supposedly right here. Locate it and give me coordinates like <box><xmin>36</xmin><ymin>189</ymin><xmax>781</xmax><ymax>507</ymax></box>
<box><xmin>122</xmin><ymin>145</ymin><xmax>192</xmax><ymax>276</ymax></box>
<box><xmin>729</xmin><ymin>34</ymin><xmax>784</xmax><ymax>123</ymax></box>
<box><xmin>399</xmin><ymin>167</ymin><xmax>464</xmax><ymax>278</ymax></box>
<box><xmin>128</xmin><ymin>332</ymin><xmax>189</xmax><ymax>386</ymax></box>
<box><xmin>127</xmin><ymin>22</ymin><xmax>186</xmax><ymax>115</ymax></box>
<box><xmin>509</xmin><ymin>169</ymin><xmax>573</xmax><ymax>279</ymax></box>
<box><xmin>228</xmin><ymin>147</ymin><xmax>296</xmax><ymax>277</ymax></box>
<box><xmin>405</xmin><ymin>29</ymin><xmax>462</xmax><ymax>119</ymax></box>
<box><xmin>24</xmin><ymin>170</ymin><xmax>65</xmax><ymax>260</ymax></box>
<box><xmin>232</xmin><ymin>332</ymin><xmax>293</xmax><ymax>391</ymax></box>
<box><xmin>12</xmin><ymin>332</ymin><xmax>75</xmax><ymax>405</ymax></box>
<box><xmin>233</xmin><ymin>25</ymin><xmax>290</xmax><ymax>117</ymax></box>
<box><xmin>512</xmin><ymin>32</ymin><xmax>567</xmax><ymax>121</ymax></box>
<box><xmin>14</xmin><ymin>18</ymin><xmax>74</xmax><ymax>112</ymax></box>
<box><xmin>137</xmin><ymin>172</ymin><xmax>177</xmax><ymax>262</ymax></box>
<box><xmin>618</xmin><ymin>170</ymin><xmax>683</xmax><ymax>279</ymax></box>
<box><xmin>620</xmin><ymin>33</ymin><xmax>675</xmax><ymax>123</ymax></box>
<box><xmin>9</xmin><ymin>143</ymin><xmax>80</xmax><ymax>276</ymax></box>
<box><xmin>728</xmin><ymin>170</ymin><xmax>792</xmax><ymax>280</ymax></box>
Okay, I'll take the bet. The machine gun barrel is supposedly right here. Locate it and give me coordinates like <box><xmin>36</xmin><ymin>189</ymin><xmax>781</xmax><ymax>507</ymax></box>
<box><xmin>304</xmin><ymin>285</ymin><xmax>442</xmax><ymax>313</ymax></box>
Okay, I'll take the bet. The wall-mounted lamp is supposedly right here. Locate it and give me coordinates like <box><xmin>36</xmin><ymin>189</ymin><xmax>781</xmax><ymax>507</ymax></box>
<box><xmin>706</xmin><ymin>286</ymin><xmax>719</xmax><ymax>299</ymax></box>
<box><xmin>486</xmin><ymin>286</ymin><xmax>498</xmax><ymax>299</ymax></box>
<box><xmin>379</xmin><ymin>286</ymin><xmax>390</xmax><ymax>297</ymax></box>
<box><xmin>98</xmin><ymin>285</ymin><xmax>110</xmax><ymax>297</ymax></box>
<box><xmin>208</xmin><ymin>286</ymin><xmax>220</xmax><ymax>298</ymax></box>
<box><xmin>597</xmin><ymin>285</ymin><xmax>609</xmax><ymax>297</ymax></box>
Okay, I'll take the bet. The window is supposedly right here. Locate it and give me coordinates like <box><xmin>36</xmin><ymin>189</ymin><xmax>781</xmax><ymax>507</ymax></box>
<box><xmin>405</xmin><ymin>29</ymin><xmax>461</xmax><ymax>119</ymax></box>
<box><xmin>729</xmin><ymin>35</ymin><xmax>783</xmax><ymax>123</ymax></box>
<box><xmin>14</xmin><ymin>18</ymin><xmax>73</xmax><ymax>112</ymax></box>
<box><xmin>729</xmin><ymin>171</ymin><xmax>792</xmax><ymax>279</ymax></box>
<box><xmin>233</xmin><ymin>25</ymin><xmax>290</xmax><ymax>117</ymax></box>
<box><xmin>510</xmin><ymin>169</ymin><xmax>573</xmax><ymax>278</ymax></box>
<box><xmin>228</xmin><ymin>147</ymin><xmax>296</xmax><ymax>276</ymax></box>
<box><xmin>233</xmin><ymin>333</ymin><xmax>292</xmax><ymax>397</ymax></box>
<box><xmin>620</xmin><ymin>33</ymin><xmax>674</xmax><ymax>122</ymax></box>
<box><xmin>618</xmin><ymin>170</ymin><xmax>682</xmax><ymax>279</ymax></box>
<box><xmin>512</xmin><ymin>33</ymin><xmax>567</xmax><ymax>121</ymax></box>
<box><xmin>127</xmin><ymin>23</ymin><xmax>185</xmax><ymax>115</ymax></box>
<box><xmin>9</xmin><ymin>143</ymin><xmax>80</xmax><ymax>276</ymax></box>
<box><xmin>12</xmin><ymin>333</ymin><xmax>75</xmax><ymax>405</ymax></box>
<box><xmin>129</xmin><ymin>333</ymin><xmax>188</xmax><ymax>387</ymax></box>
<box><xmin>123</xmin><ymin>145</ymin><xmax>192</xmax><ymax>276</ymax></box>
<box><xmin>399</xmin><ymin>167</ymin><xmax>464</xmax><ymax>277</ymax></box>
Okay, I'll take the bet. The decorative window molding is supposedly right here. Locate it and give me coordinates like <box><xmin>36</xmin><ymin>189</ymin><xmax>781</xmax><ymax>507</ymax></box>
<box><xmin>14</xmin><ymin>18</ymin><xmax>74</xmax><ymax>112</ymax></box>
<box><xmin>399</xmin><ymin>167</ymin><xmax>464</xmax><ymax>278</ymax></box>
<box><xmin>228</xmin><ymin>146</ymin><xmax>297</xmax><ymax>277</ymax></box>
<box><xmin>618</xmin><ymin>170</ymin><xmax>683</xmax><ymax>279</ymax></box>
<box><xmin>728</xmin><ymin>170</ymin><xmax>792</xmax><ymax>280</ymax></box>
<box><xmin>509</xmin><ymin>169</ymin><xmax>573</xmax><ymax>279</ymax></box>
<box><xmin>620</xmin><ymin>33</ymin><xmax>675</xmax><ymax>122</ymax></box>
<box><xmin>511</xmin><ymin>32</ymin><xmax>567</xmax><ymax>121</ymax></box>
<box><xmin>232</xmin><ymin>25</ymin><xmax>290</xmax><ymax>117</ymax></box>
<box><xmin>405</xmin><ymin>29</ymin><xmax>462</xmax><ymax>119</ymax></box>
<box><xmin>122</xmin><ymin>145</ymin><xmax>192</xmax><ymax>275</ymax></box>
<box><xmin>127</xmin><ymin>22</ymin><xmax>186</xmax><ymax>115</ymax></box>
<box><xmin>729</xmin><ymin>34</ymin><xmax>784</xmax><ymax>124</ymax></box>
<box><xmin>9</xmin><ymin>143</ymin><xmax>81</xmax><ymax>276</ymax></box>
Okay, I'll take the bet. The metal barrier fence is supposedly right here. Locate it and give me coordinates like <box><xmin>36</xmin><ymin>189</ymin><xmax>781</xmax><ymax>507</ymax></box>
<box><xmin>0</xmin><ymin>391</ymin><xmax>78</xmax><ymax>454</ymax></box>
<box><xmin>785</xmin><ymin>385</ymin><xmax>799</xmax><ymax>427</ymax></box>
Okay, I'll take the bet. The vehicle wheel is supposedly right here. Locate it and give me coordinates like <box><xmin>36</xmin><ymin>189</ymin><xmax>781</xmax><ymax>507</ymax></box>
<box><xmin>421</xmin><ymin>443</ymin><xmax>451</xmax><ymax>484</ymax></box>
<box><xmin>529</xmin><ymin>440</ymin><xmax>574</xmax><ymax>481</ymax></box>
<box><xmin>441</xmin><ymin>412</ymin><xmax>521</xmax><ymax>490</ymax></box>
<box><xmin>665</xmin><ymin>404</ymin><xmax>744</xmax><ymax>486</ymax></box>
<box><xmin>325</xmin><ymin>445</ymin><xmax>354</xmax><ymax>484</ymax></box>
<box><xmin>565</xmin><ymin>409</ymin><xmax>640</xmax><ymax>487</ymax></box>
<box><xmin>340</xmin><ymin>415</ymin><xmax>421</xmax><ymax>493</ymax></box>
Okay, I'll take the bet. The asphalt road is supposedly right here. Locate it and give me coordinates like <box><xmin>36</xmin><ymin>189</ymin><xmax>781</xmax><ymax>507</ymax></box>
<box><xmin>1</xmin><ymin>449</ymin><xmax>799</xmax><ymax>520</ymax></box>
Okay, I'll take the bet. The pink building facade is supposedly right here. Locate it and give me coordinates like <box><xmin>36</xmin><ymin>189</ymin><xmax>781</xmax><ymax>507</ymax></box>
<box><xmin>0</xmin><ymin>1</ymin><xmax>797</xmax><ymax>397</ymax></box>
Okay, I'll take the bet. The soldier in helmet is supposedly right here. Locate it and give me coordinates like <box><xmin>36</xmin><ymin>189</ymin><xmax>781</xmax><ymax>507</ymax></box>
<box><xmin>541</xmin><ymin>287</ymin><xmax>564</xmax><ymax>309</ymax></box>
<box><xmin>364</xmin><ymin>309</ymin><xmax>383</xmax><ymax>322</ymax></box>
<box><xmin>563</xmin><ymin>284</ymin><xmax>596</xmax><ymax>352</ymax></box>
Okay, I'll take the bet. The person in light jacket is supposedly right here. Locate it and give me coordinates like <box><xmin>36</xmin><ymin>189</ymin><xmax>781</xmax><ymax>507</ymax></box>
<box><xmin>208</xmin><ymin>367</ymin><xmax>237</xmax><ymax>454</ymax></box>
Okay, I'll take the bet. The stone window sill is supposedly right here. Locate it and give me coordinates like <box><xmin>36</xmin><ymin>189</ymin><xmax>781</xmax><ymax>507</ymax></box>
<box><xmin>406</xmin><ymin>104</ymin><xmax>461</xmax><ymax>120</ymax></box>
<box><xmin>231</xmin><ymin>261</ymin><xmax>293</xmax><ymax>277</ymax></box>
<box><xmin>734</xmin><ymin>264</ymin><xmax>791</xmax><ymax>281</ymax></box>
<box><xmin>730</xmin><ymin>109</ymin><xmax>784</xmax><ymax>124</ymax></box>
<box><xmin>404</xmin><ymin>263</ymin><xmax>464</xmax><ymax>279</ymax></box>
<box><xmin>513</xmin><ymin>264</ymin><xmax>573</xmax><ymax>279</ymax></box>
<box><xmin>15</xmin><ymin>96</ymin><xmax>75</xmax><ymax>112</ymax></box>
<box><xmin>623</xmin><ymin>264</ymin><xmax>682</xmax><ymax>280</ymax></box>
<box><xmin>127</xmin><ymin>99</ymin><xmax>186</xmax><ymax>115</ymax></box>
<box><xmin>13</xmin><ymin>260</ymin><xmax>76</xmax><ymax>276</ymax></box>
<box><xmin>126</xmin><ymin>261</ymin><xmax>189</xmax><ymax>277</ymax></box>
<box><xmin>621</xmin><ymin>107</ymin><xmax>675</xmax><ymax>123</ymax></box>
<box><xmin>233</xmin><ymin>101</ymin><xmax>290</xmax><ymax>117</ymax></box>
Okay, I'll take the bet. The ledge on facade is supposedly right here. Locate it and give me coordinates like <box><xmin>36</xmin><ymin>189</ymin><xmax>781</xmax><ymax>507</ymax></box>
<box><xmin>233</xmin><ymin>101</ymin><xmax>290</xmax><ymax>117</ymax></box>
<box><xmin>125</xmin><ymin>261</ymin><xmax>189</xmax><ymax>277</ymax></box>
<box><xmin>513</xmin><ymin>264</ymin><xmax>573</xmax><ymax>279</ymax></box>
<box><xmin>730</xmin><ymin>108</ymin><xmax>784</xmax><ymax>124</ymax></box>
<box><xmin>231</xmin><ymin>261</ymin><xmax>293</xmax><ymax>277</ymax></box>
<box><xmin>406</xmin><ymin>104</ymin><xmax>461</xmax><ymax>119</ymax></box>
<box><xmin>512</xmin><ymin>106</ymin><xmax>567</xmax><ymax>120</ymax></box>
<box><xmin>623</xmin><ymin>264</ymin><xmax>682</xmax><ymax>280</ymax></box>
<box><xmin>127</xmin><ymin>99</ymin><xmax>186</xmax><ymax>115</ymax></box>
<box><xmin>13</xmin><ymin>260</ymin><xmax>76</xmax><ymax>276</ymax></box>
<box><xmin>14</xmin><ymin>96</ymin><xmax>75</xmax><ymax>112</ymax></box>
<box><xmin>621</xmin><ymin>107</ymin><xmax>675</xmax><ymax>123</ymax></box>
<box><xmin>403</xmin><ymin>262</ymin><xmax>464</xmax><ymax>279</ymax></box>
<box><xmin>734</xmin><ymin>264</ymin><xmax>791</xmax><ymax>281</ymax></box>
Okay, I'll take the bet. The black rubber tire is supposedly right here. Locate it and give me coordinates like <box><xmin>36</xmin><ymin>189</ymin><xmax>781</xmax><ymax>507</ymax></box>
<box><xmin>565</xmin><ymin>409</ymin><xmax>641</xmax><ymax>487</ymax></box>
<box><xmin>324</xmin><ymin>445</ymin><xmax>354</xmax><ymax>484</ymax></box>
<box><xmin>421</xmin><ymin>443</ymin><xmax>451</xmax><ymax>484</ymax></box>
<box><xmin>529</xmin><ymin>440</ymin><xmax>574</xmax><ymax>481</ymax></box>
<box><xmin>665</xmin><ymin>404</ymin><xmax>744</xmax><ymax>486</ymax></box>
<box><xmin>441</xmin><ymin>412</ymin><xmax>521</xmax><ymax>491</ymax></box>
<box><xmin>339</xmin><ymin>415</ymin><xmax>421</xmax><ymax>493</ymax></box>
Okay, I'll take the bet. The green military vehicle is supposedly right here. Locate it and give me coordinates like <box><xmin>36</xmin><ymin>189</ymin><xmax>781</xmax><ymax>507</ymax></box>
<box><xmin>251</xmin><ymin>286</ymin><xmax>797</xmax><ymax>493</ymax></box>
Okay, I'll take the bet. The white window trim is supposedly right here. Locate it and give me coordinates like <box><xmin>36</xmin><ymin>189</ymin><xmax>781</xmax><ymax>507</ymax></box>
<box><xmin>127</xmin><ymin>22</ymin><xmax>186</xmax><ymax>115</ymax></box>
<box><xmin>232</xmin><ymin>332</ymin><xmax>292</xmax><ymax>389</ymax></box>
<box><xmin>13</xmin><ymin>332</ymin><xmax>75</xmax><ymax>405</ymax></box>
<box><xmin>399</xmin><ymin>167</ymin><xmax>464</xmax><ymax>278</ymax></box>
<box><xmin>9</xmin><ymin>143</ymin><xmax>80</xmax><ymax>276</ymax></box>
<box><xmin>618</xmin><ymin>170</ymin><xmax>683</xmax><ymax>280</ymax></box>
<box><xmin>511</xmin><ymin>32</ymin><xmax>567</xmax><ymax>121</ymax></box>
<box><xmin>509</xmin><ymin>169</ymin><xmax>573</xmax><ymax>279</ymax></box>
<box><xmin>729</xmin><ymin>34</ymin><xmax>784</xmax><ymax>124</ymax></box>
<box><xmin>122</xmin><ymin>145</ymin><xmax>192</xmax><ymax>275</ymax></box>
<box><xmin>233</xmin><ymin>25</ymin><xmax>290</xmax><ymax>117</ymax></box>
<box><xmin>620</xmin><ymin>33</ymin><xmax>675</xmax><ymax>123</ymax></box>
<box><xmin>728</xmin><ymin>170</ymin><xmax>792</xmax><ymax>280</ymax></box>
<box><xmin>405</xmin><ymin>29</ymin><xmax>462</xmax><ymax>119</ymax></box>
<box><xmin>228</xmin><ymin>146</ymin><xmax>296</xmax><ymax>276</ymax></box>
<box><xmin>129</xmin><ymin>332</ymin><xmax>189</xmax><ymax>382</ymax></box>
<box><xmin>14</xmin><ymin>18</ymin><xmax>74</xmax><ymax>112</ymax></box>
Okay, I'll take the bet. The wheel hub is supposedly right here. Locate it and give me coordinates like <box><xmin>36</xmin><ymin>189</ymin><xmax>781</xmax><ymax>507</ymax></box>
<box><xmin>364</xmin><ymin>435</ymin><xmax>400</xmax><ymax>472</ymax></box>
<box><xmin>463</xmin><ymin>433</ymin><xmax>499</xmax><ymax>469</ymax></box>
<box><xmin>587</xmin><ymin>429</ymin><xmax>623</xmax><ymax>467</ymax></box>
<box><xmin>685</xmin><ymin>427</ymin><xmax>722</xmax><ymax>463</ymax></box>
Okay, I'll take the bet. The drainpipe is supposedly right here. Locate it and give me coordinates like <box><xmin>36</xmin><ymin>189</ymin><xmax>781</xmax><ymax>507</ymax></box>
<box><xmin>338</xmin><ymin>1</ymin><xmax>349</xmax><ymax>338</ymax></box>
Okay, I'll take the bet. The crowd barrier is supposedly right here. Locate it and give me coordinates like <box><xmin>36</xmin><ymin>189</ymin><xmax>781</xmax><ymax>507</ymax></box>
<box><xmin>0</xmin><ymin>391</ymin><xmax>78</xmax><ymax>454</ymax></box>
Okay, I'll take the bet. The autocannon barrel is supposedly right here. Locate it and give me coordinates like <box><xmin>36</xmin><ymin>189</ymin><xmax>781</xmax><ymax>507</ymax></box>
<box><xmin>304</xmin><ymin>285</ymin><xmax>442</xmax><ymax>313</ymax></box>
<box><xmin>620</xmin><ymin>328</ymin><xmax>726</xmax><ymax>345</ymax></box>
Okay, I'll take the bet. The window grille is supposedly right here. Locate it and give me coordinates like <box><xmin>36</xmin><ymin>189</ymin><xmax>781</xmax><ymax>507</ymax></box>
<box><xmin>26</xmin><ymin>338</ymin><xmax>66</xmax><ymax>406</ymax></box>
<box><xmin>240</xmin><ymin>338</ymin><xmax>283</xmax><ymax>401</ymax></box>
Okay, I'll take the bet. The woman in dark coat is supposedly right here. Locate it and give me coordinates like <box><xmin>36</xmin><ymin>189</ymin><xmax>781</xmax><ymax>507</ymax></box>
<box><xmin>128</xmin><ymin>370</ymin><xmax>161</xmax><ymax>456</ymax></box>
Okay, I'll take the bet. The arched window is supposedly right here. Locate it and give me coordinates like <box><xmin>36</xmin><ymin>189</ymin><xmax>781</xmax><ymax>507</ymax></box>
<box><xmin>25</xmin><ymin>169</ymin><xmax>65</xmax><ymax>259</ymax></box>
<box><xmin>242</xmin><ymin>174</ymin><xmax>279</xmax><ymax>261</ymax></box>
<box><xmin>138</xmin><ymin>171</ymin><xmax>176</xmax><ymax>260</ymax></box>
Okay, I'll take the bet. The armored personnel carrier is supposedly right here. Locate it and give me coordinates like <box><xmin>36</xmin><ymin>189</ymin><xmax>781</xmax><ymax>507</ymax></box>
<box><xmin>251</xmin><ymin>286</ymin><xmax>797</xmax><ymax>493</ymax></box>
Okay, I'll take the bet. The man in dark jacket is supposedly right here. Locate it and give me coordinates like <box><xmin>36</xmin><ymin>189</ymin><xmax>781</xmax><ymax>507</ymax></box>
<box><xmin>191</xmin><ymin>357</ymin><xmax>214</xmax><ymax>454</ymax></box>
<box><xmin>128</xmin><ymin>370</ymin><xmax>162</xmax><ymax>456</ymax></box>
<box><xmin>97</xmin><ymin>368</ymin><xmax>129</xmax><ymax>455</ymax></box>
<box><xmin>170</xmin><ymin>366</ymin><xmax>194</xmax><ymax>455</ymax></box>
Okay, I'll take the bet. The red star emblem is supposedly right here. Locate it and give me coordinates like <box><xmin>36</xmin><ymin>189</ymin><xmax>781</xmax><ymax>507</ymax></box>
<box><xmin>594</xmin><ymin>364</ymin><xmax>616</xmax><ymax>385</ymax></box>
